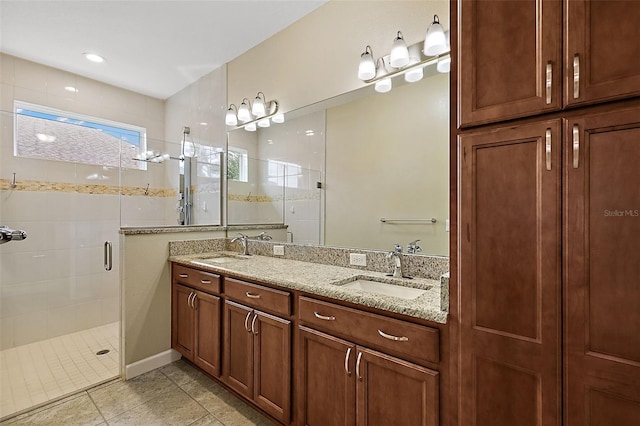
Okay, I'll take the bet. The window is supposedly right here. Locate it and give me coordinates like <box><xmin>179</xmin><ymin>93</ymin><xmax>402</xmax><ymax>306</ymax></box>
<box><xmin>14</xmin><ymin>101</ymin><xmax>147</xmax><ymax>169</ymax></box>
<box><xmin>228</xmin><ymin>147</ymin><xmax>248</xmax><ymax>182</ymax></box>
<box><xmin>268</xmin><ymin>160</ymin><xmax>302</xmax><ymax>188</ymax></box>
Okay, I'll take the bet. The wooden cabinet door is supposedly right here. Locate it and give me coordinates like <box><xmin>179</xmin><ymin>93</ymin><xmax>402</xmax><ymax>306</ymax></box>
<box><xmin>564</xmin><ymin>106</ymin><xmax>640</xmax><ymax>425</ymax></box>
<box><xmin>194</xmin><ymin>290</ymin><xmax>221</xmax><ymax>378</ymax></box>
<box><xmin>356</xmin><ymin>347</ymin><xmax>439</xmax><ymax>426</ymax></box>
<box><xmin>459</xmin><ymin>120</ymin><xmax>562</xmax><ymax>426</ymax></box>
<box><xmin>172</xmin><ymin>284</ymin><xmax>195</xmax><ymax>360</ymax></box>
<box><xmin>223</xmin><ymin>300</ymin><xmax>254</xmax><ymax>399</ymax></box>
<box><xmin>253</xmin><ymin>311</ymin><xmax>291</xmax><ymax>424</ymax></box>
<box><xmin>458</xmin><ymin>0</ymin><xmax>562</xmax><ymax>127</ymax></box>
<box><xmin>298</xmin><ymin>326</ymin><xmax>356</xmax><ymax>426</ymax></box>
<box><xmin>565</xmin><ymin>0</ymin><xmax>640</xmax><ymax>107</ymax></box>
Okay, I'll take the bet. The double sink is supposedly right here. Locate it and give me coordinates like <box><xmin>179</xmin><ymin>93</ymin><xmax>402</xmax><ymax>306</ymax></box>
<box><xmin>190</xmin><ymin>252</ymin><xmax>430</xmax><ymax>301</ymax></box>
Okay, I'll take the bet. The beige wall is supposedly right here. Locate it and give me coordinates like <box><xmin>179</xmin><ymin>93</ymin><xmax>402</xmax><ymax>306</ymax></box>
<box><xmin>228</xmin><ymin>1</ymin><xmax>449</xmax><ymax>114</ymax></box>
<box><xmin>325</xmin><ymin>72</ymin><xmax>449</xmax><ymax>255</ymax></box>
<box><xmin>121</xmin><ymin>230</ymin><xmax>225</xmax><ymax>365</ymax></box>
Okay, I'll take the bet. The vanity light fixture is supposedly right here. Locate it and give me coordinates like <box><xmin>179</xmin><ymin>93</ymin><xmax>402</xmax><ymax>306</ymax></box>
<box><xmin>424</xmin><ymin>15</ymin><xmax>448</xmax><ymax>56</ymax></box>
<box><xmin>225</xmin><ymin>92</ymin><xmax>283</xmax><ymax>131</ymax></box>
<box><xmin>356</xmin><ymin>17</ymin><xmax>450</xmax><ymax>93</ymax></box>
<box><xmin>389</xmin><ymin>31</ymin><xmax>410</xmax><ymax>68</ymax></box>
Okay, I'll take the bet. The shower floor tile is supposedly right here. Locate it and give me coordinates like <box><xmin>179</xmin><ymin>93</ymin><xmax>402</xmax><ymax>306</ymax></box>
<box><xmin>0</xmin><ymin>322</ymin><xmax>119</xmax><ymax>421</ymax></box>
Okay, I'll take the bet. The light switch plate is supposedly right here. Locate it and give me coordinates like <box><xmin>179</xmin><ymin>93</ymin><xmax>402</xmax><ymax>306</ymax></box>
<box><xmin>349</xmin><ymin>253</ymin><xmax>367</xmax><ymax>266</ymax></box>
<box><xmin>273</xmin><ymin>245</ymin><xmax>285</xmax><ymax>256</ymax></box>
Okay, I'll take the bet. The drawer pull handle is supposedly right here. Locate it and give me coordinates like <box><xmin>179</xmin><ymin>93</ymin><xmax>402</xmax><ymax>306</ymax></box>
<box><xmin>573</xmin><ymin>54</ymin><xmax>580</xmax><ymax>99</ymax></box>
<box><xmin>200</xmin><ymin>279</ymin><xmax>212</xmax><ymax>284</ymax></box>
<box><xmin>344</xmin><ymin>347</ymin><xmax>352</xmax><ymax>376</ymax></box>
<box><xmin>356</xmin><ymin>352</ymin><xmax>363</xmax><ymax>381</ymax></box>
<box><xmin>244</xmin><ymin>311</ymin><xmax>252</xmax><ymax>332</ymax></box>
<box><xmin>545</xmin><ymin>128</ymin><xmax>552</xmax><ymax>171</ymax></box>
<box><xmin>314</xmin><ymin>312</ymin><xmax>336</xmax><ymax>321</ymax></box>
<box><xmin>179</xmin><ymin>274</ymin><xmax>189</xmax><ymax>278</ymax></box>
<box><xmin>378</xmin><ymin>329</ymin><xmax>409</xmax><ymax>342</ymax></box>
<box><xmin>251</xmin><ymin>313</ymin><xmax>258</xmax><ymax>335</ymax></box>
<box><xmin>246</xmin><ymin>292</ymin><xmax>261</xmax><ymax>299</ymax></box>
<box><xmin>572</xmin><ymin>124</ymin><xmax>580</xmax><ymax>169</ymax></box>
<box><xmin>545</xmin><ymin>61</ymin><xmax>552</xmax><ymax>104</ymax></box>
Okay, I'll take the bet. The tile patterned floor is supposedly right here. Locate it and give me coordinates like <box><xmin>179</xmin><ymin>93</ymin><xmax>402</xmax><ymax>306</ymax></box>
<box><xmin>1</xmin><ymin>359</ymin><xmax>276</xmax><ymax>425</ymax></box>
<box><xmin>0</xmin><ymin>323</ymin><xmax>120</xmax><ymax>420</ymax></box>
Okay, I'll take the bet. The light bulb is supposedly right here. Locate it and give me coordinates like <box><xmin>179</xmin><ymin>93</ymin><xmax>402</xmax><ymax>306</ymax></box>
<box><xmin>225</xmin><ymin>107</ymin><xmax>238</xmax><ymax>126</ymax></box>
<box><xmin>358</xmin><ymin>46</ymin><xmax>376</xmax><ymax>80</ymax></box>
<box><xmin>252</xmin><ymin>94</ymin><xmax>266</xmax><ymax>117</ymax></box>
<box><xmin>245</xmin><ymin>122</ymin><xmax>257</xmax><ymax>132</ymax></box>
<box><xmin>389</xmin><ymin>31</ymin><xmax>409</xmax><ymax>68</ymax></box>
<box><xmin>258</xmin><ymin>118</ymin><xmax>270</xmax><ymax>128</ymax></box>
<box><xmin>437</xmin><ymin>55</ymin><xmax>451</xmax><ymax>73</ymax></box>
<box><xmin>405</xmin><ymin>66</ymin><xmax>424</xmax><ymax>83</ymax></box>
<box><xmin>237</xmin><ymin>100</ymin><xmax>252</xmax><ymax>123</ymax></box>
<box><xmin>424</xmin><ymin>15</ymin><xmax>448</xmax><ymax>56</ymax></box>
<box><xmin>272</xmin><ymin>112</ymin><xmax>285</xmax><ymax>123</ymax></box>
<box><xmin>374</xmin><ymin>77</ymin><xmax>392</xmax><ymax>93</ymax></box>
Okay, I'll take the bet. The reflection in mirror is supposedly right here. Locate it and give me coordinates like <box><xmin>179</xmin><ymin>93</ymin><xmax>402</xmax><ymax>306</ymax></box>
<box><xmin>228</xmin><ymin>64</ymin><xmax>449</xmax><ymax>255</ymax></box>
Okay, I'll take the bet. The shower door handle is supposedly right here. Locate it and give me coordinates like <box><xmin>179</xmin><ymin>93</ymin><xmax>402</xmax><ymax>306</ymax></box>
<box><xmin>104</xmin><ymin>241</ymin><xmax>113</xmax><ymax>271</ymax></box>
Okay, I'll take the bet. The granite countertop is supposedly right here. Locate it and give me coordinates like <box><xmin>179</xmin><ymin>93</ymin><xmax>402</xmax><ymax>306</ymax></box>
<box><xmin>170</xmin><ymin>251</ymin><xmax>448</xmax><ymax>324</ymax></box>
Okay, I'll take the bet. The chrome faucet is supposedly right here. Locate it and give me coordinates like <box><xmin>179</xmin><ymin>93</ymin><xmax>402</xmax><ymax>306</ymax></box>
<box><xmin>386</xmin><ymin>244</ymin><xmax>406</xmax><ymax>278</ymax></box>
<box><xmin>0</xmin><ymin>226</ymin><xmax>27</xmax><ymax>245</ymax></box>
<box><xmin>407</xmin><ymin>239</ymin><xmax>422</xmax><ymax>254</ymax></box>
<box><xmin>231</xmin><ymin>233</ymin><xmax>250</xmax><ymax>255</ymax></box>
<box><xmin>256</xmin><ymin>232</ymin><xmax>272</xmax><ymax>241</ymax></box>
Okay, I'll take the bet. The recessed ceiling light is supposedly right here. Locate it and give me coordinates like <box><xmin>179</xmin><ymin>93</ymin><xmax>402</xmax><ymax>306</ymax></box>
<box><xmin>83</xmin><ymin>53</ymin><xmax>106</xmax><ymax>63</ymax></box>
<box><xmin>199</xmin><ymin>122</ymin><xmax>208</xmax><ymax>126</ymax></box>
<box><xmin>64</xmin><ymin>86</ymin><xmax>78</xmax><ymax>93</ymax></box>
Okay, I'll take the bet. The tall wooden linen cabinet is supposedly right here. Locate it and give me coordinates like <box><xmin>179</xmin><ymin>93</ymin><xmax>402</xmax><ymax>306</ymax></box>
<box><xmin>456</xmin><ymin>1</ymin><xmax>640</xmax><ymax>425</ymax></box>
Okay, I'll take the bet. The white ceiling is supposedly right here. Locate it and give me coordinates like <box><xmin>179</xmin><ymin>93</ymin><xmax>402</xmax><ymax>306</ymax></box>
<box><xmin>0</xmin><ymin>0</ymin><xmax>327</xmax><ymax>99</ymax></box>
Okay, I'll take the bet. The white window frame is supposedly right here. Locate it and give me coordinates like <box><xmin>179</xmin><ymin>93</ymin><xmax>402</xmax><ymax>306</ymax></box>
<box><xmin>228</xmin><ymin>147</ymin><xmax>249</xmax><ymax>182</ymax></box>
<box><xmin>14</xmin><ymin>100</ymin><xmax>147</xmax><ymax>170</ymax></box>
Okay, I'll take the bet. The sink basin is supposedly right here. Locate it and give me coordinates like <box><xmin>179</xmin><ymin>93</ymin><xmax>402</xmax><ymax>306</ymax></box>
<box><xmin>335</xmin><ymin>276</ymin><xmax>430</xmax><ymax>300</ymax></box>
<box><xmin>191</xmin><ymin>253</ymin><xmax>250</xmax><ymax>266</ymax></box>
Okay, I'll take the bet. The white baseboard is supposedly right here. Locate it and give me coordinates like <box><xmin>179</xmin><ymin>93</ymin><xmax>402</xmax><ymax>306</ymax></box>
<box><xmin>125</xmin><ymin>349</ymin><xmax>182</xmax><ymax>379</ymax></box>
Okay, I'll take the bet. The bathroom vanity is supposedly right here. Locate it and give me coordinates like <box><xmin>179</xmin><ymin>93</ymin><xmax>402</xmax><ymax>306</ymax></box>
<box><xmin>170</xmin><ymin>249</ymin><xmax>449</xmax><ymax>426</ymax></box>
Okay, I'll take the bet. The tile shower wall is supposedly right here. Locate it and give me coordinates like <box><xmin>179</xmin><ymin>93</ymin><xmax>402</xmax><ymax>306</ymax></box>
<box><xmin>0</xmin><ymin>54</ymin><xmax>165</xmax><ymax>349</ymax></box>
<box><xmin>164</xmin><ymin>66</ymin><xmax>226</xmax><ymax>226</ymax></box>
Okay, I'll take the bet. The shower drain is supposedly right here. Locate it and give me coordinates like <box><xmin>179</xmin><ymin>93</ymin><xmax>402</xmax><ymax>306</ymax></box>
<box><xmin>96</xmin><ymin>349</ymin><xmax>110</xmax><ymax>356</ymax></box>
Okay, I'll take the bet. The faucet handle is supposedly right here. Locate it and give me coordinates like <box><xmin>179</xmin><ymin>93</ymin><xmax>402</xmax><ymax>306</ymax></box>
<box><xmin>407</xmin><ymin>240</ymin><xmax>422</xmax><ymax>254</ymax></box>
<box><xmin>394</xmin><ymin>243</ymin><xmax>402</xmax><ymax>253</ymax></box>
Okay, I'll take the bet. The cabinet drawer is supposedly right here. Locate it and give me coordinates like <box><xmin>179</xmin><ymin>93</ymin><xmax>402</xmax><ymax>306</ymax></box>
<box><xmin>299</xmin><ymin>296</ymin><xmax>439</xmax><ymax>364</ymax></box>
<box><xmin>224</xmin><ymin>278</ymin><xmax>291</xmax><ymax>317</ymax></box>
<box><xmin>173</xmin><ymin>264</ymin><xmax>221</xmax><ymax>294</ymax></box>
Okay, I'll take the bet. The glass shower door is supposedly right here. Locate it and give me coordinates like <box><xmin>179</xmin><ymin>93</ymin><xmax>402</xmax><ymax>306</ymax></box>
<box><xmin>0</xmin><ymin>109</ymin><xmax>121</xmax><ymax>420</ymax></box>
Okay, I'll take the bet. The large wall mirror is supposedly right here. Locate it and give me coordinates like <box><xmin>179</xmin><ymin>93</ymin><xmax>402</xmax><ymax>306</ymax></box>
<box><xmin>228</xmin><ymin>64</ymin><xmax>449</xmax><ymax>256</ymax></box>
